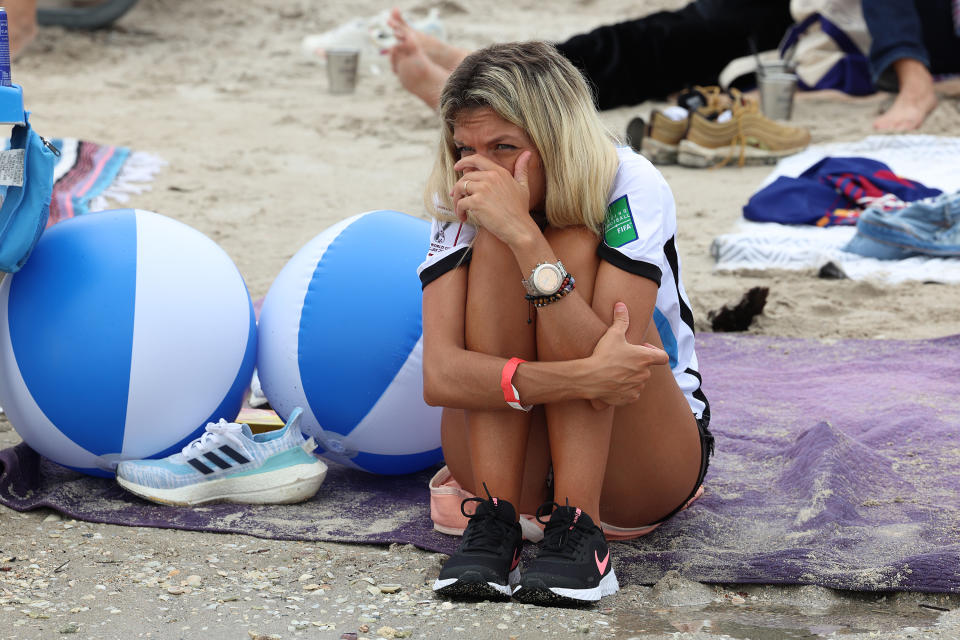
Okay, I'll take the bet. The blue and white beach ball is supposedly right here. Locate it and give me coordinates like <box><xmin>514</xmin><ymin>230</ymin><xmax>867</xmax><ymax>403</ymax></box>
<box><xmin>0</xmin><ymin>209</ymin><xmax>257</xmax><ymax>477</ymax></box>
<box><xmin>257</xmin><ymin>210</ymin><xmax>442</xmax><ymax>475</ymax></box>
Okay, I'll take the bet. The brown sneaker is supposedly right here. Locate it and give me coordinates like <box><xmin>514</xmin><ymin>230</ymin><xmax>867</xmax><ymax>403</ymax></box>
<box><xmin>636</xmin><ymin>86</ymin><xmax>729</xmax><ymax>165</ymax></box>
<box><xmin>677</xmin><ymin>89</ymin><xmax>811</xmax><ymax>168</ymax></box>
<box><xmin>638</xmin><ymin>110</ymin><xmax>688</xmax><ymax>164</ymax></box>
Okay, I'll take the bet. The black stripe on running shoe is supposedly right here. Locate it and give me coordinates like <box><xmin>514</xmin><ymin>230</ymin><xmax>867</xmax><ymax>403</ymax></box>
<box><xmin>203</xmin><ymin>451</ymin><xmax>232</xmax><ymax>470</ymax></box>
<box><xmin>187</xmin><ymin>458</ymin><xmax>214</xmax><ymax>475</ymax></box>
<box><xmin>218</xmin><ymin>445</ymin><xmax>250</xmax><ymax>465</ymax></box>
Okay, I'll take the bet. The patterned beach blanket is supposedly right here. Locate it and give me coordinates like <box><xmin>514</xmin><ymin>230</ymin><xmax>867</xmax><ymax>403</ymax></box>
<box><xmin>1</xmin><ymin>333</ymin><xmax>958</xmax><ymax>593</ymax></box>
<box><xmin>711</xmin><ymin>221</ymin><xmax>960</xmax><ymax>284</ymax></box>
<box><xmin>46</xmin><ymin>138</ymin><xmax>166</xmax><ymax>226</ymax></box>
<box><xmin>714</xmin><ymin>136</ymin><xmax>960</xmax><ymax>282</ymax></box>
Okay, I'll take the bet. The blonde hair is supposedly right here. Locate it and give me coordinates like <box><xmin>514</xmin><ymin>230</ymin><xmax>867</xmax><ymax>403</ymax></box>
<box><xmin>424</xmin><ymin>41</ymin><xmax>619</xmax><ymax>236</ymax></box>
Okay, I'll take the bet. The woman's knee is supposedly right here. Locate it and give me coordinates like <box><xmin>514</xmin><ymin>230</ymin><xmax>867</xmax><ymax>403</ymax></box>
<box><xmin>542</xmin><ymin>225</ymin><xmax>598</xmax><ymax>260</ymax></box>
<box><xmin>465</xmin><ymin>228</ymin><xmax>536</xmax><ymax>356</ymax></box>
<box><xmin>470</xmin><ymin>227</ymin><xmax>521</xmax><ymax>273</ymax></box>
<box><xmin>542</xmin><ymin>226</ymin><xmax>601</xmax><ymax>304</ymax></box>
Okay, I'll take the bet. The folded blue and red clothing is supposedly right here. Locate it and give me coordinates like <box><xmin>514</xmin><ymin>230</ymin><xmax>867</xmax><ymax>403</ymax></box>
<box><xmin>744</xmin><ymin>157</ymin><xmax>942</xmax><ymax>227</ymax></box>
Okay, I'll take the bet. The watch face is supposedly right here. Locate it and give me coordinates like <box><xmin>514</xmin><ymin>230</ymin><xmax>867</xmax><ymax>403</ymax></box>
<box><xmin>533</xmin><ymin>264</ymin><xmax>563</xmax><ymax>294</ymax></box>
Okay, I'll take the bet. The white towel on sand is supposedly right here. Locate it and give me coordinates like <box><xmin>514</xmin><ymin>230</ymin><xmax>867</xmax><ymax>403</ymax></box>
<box><xmin>712</xmin><ymin>135</ymin><xmax>960</xmax><ymax>283</ymax></box>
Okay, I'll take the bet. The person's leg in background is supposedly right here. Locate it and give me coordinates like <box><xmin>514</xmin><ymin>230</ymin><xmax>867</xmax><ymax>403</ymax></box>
<box><xmin>389</xmin><ymin>0</ymin><xmax>793</xmax><ymax>112</ymax></box>
<box><xmin>6</xmin><ymin>0</ymin><xmax>38</xmax><ymax>58</ymax></box>
<box><xmin>554</xmin><ymin>0</ymin><xmax>793</xmax><ymax>110</ymax></box>
<box><xmin>917</xmin><ymin>0</ymin><xmax>960</xmax><ymax>76</ymax></box>
<box><xmin>866</xmin><ymin>0</ymin><xmax>959</xmax><ymax>131</ymax></box>
<box><xmin>387</xmin><ymin>8</ymin><xmax>469</xmax><ymax>110</ymax></box>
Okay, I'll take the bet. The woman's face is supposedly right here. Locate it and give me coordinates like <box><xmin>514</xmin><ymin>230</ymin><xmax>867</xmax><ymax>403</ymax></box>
<box><xmin>451</xmin><ymin>107</ymin><xmax>546</xmax><ymax>212</ymax></box>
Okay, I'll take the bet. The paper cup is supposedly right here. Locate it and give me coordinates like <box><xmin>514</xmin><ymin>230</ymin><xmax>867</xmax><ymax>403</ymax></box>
<box><xmin>326</xmin><ymin>49</ymin><xmax>360</xmax><ymax>94</ymax></box>
<box><xmin>759</xmin><ymin>61</ymin><xmax>790</xmax><ymax>77</ymax></box>
<box><xmin>759</xmin><ymin>72</ymin><xmax>798</xmax><ymax>121</ymax></box>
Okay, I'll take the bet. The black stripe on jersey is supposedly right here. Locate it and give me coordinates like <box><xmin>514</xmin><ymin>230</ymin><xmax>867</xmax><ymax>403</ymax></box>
<box><xmin>419</xmin><ymin>247</ymin><xmax>473</xmax><ymax>289</ymax></box>
<box><xmin>684</xmin><ymin>367</ymin><xmax>711</xmax><ymax>427</ymax></box>
<box><xmin>203</xmin><ymin>451</ymin><xmax>232</xmax><ymax>470</ymax></box>
<box><xmin>662</xmin><ymin>236</ymin><xmax>695</xmax><ymax>334</ymax></box>
<box><xmin>219</xmin><ymin>445</ymin><xmax>250</xmax><ymax>465</ymax></box>
<box><xmin>187</xmin><ymin>458</ymin><xmax>214</xmax><ymax>475</ymax></box>
<box><xmin>597</xmin><ymin>243</ymin><xmax>662</xmax><ymax>286</ymax></box>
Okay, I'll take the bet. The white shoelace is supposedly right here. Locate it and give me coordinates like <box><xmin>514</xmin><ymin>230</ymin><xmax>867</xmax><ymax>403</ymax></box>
<box><xmin>181</xmin><ymin>419</ymin><xmax>249</xmax><ymax>458</ymax></box>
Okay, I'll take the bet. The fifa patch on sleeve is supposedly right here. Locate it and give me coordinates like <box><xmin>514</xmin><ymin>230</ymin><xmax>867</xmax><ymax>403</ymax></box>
<box><xmin>603</xmin><ymin>196</ymin><xmax>638</xmax><ymax>247</ymax></box>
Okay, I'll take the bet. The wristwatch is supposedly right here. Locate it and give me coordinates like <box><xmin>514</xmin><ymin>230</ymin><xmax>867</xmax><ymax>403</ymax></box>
<box><xmin>522</xmin><ymin>261</ymin><xmax>567</xmax><ymax>296</ymax></box>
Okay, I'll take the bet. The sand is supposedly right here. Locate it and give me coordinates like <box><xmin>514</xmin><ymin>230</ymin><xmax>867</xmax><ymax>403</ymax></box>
<box><xmin>1</xmin><ymin>0</ymin><xmax>959</xmax><ymax>637</ymax></box>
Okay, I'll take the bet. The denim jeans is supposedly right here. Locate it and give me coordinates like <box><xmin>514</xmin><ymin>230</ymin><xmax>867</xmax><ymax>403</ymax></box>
<box><xmin>863</xmin><ymin>0</ymin><xmax>960</xmax><ymax>90</ymax></box>
<box><xmin>844</xmin><ymin>190</ymin><xmax>960</xmax><ymax>259</ymax></box>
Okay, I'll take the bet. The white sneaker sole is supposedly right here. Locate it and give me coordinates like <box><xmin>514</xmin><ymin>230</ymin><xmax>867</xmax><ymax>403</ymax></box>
<box><xmin>677</xmin><ymin>139</ymin><xmax>805</xmax><ymax>168</ymax></box>
<box><xmin>640</xmin><ymin>137</ymin><xmax>679</xmax><ymax>165</ymax></box>
<box><xmin>117</xmin><ymin>461</ymin><xmax>328</xmax><ymax>506</ymax></box>
<box><xmin>547</xmin><ymin>569</ymin><xmax>620</xmax><ymax>602</ymax></box>
<box><xmin>513</xmin><ymin>569</ymin><xmax>620</xmax><ymax>605</ymax></box>
<box><xmin>433</xmin><ymin>566</ymin><xmax>520</xmax><ymax>599</ymax></box>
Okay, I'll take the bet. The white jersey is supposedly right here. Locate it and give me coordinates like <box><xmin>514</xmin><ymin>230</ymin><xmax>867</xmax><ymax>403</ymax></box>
<box><xmin>417</xmin><ymin>146</ymin><xmax>708</xmax><ymax>421</ymax></box>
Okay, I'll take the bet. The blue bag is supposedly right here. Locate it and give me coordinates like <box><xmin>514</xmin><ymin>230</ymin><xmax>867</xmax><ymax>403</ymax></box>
<box><xmin>780</xmin><ymin>13</ymin><xmax>874</xmax><ymax>96</ymax></box>
<box><xmin>0</xmin><ymin>113</ymin><xmax>57</xmax><ymax>273</ymax></box>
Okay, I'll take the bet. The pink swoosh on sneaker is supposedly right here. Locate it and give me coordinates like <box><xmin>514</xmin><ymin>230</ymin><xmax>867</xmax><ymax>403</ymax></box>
<box><xmin>510</xmin><ymin>548</ymin><xmax>521</xmax><ymax>571</ymax></box>
<box><xmin>595</xmin><ymin>549</ymin><xmax>609</xmax><ymax>575</ymax></box>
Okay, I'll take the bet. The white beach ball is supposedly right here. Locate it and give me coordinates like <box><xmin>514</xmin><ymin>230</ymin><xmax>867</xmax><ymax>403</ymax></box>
<box><xmin>0</xmin><ymin>209</ymin><xmax>257</xmax><ymax>477</ymax></box>
<box><xmin>257</xmin><ymin>210</ymin><xmax>442</xmax><ymax>475</ymax></box>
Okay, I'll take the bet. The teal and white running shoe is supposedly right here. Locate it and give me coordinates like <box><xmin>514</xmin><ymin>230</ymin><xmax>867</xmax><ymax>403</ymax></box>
<box><xmin>116</xmin><ymin>407</ymin><xmax>327</xmax><ymax>506</ymax></box>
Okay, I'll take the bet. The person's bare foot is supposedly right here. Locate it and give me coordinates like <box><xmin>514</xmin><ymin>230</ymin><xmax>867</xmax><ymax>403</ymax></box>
<box><xmin>387</xmin><ymin>8</ymin><xmax>468</xmax><ymax>72</ymax></box>
<box><xmin>874</xmin><ymin>58</ymin><xmax>938</xmax><ymax>132</ymax></box>
<box><xmin>8</xmin><ymin>0</ymin><xmax>38</xmax><ymax>59</ymax></box>
<box><xmin>387</xmin><ymin>10</ymin><xmax>451</xmax><ymax>110</ymax></box>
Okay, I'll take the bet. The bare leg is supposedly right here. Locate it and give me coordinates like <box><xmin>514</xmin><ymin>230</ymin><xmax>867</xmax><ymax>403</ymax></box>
<box><xmin>874</xmin><ymin>58</ymin><xmax>938</xmax><ymax>132</ymax></box>
<box><xmin>7</xmin><ymin>0</ymin><xmax>38</xmax><ymax>59</ymax></box>
<box><xmin>598</xmin><ymin>321</ymin><xmax>702</xmax><ymax>527</ymax></box>
<box><xmin>535</xmin><ymin>227</ymin><xmax>608</xmax><ymax>520</ymax></box>
<box><xmin>538</xmin><ymin>227</ymin><xmax>702</xmax><ymax>527</ymax></box>
<box><xmin>387</xmin><ymin>8</ymin><xmax>469</xmax><ymax>71</ymax></box>
<box><xmin>440</xmin><ymin>407</ymin><xmax>552</xmax><ymax>515</ymax></box>
<box><xmin>457</xmin><ymin>229</ymin><xmax>540</xmax><ymax>511</ymax></box>
<box><xmin>387</xmin><ymin>18</ymin><xmax>448</xmax><ymax>109</ymax></box>
<box><xmin>386</xmin><ymin>7</ymin><xmax>468</xmax><ymax>110</ymax></box>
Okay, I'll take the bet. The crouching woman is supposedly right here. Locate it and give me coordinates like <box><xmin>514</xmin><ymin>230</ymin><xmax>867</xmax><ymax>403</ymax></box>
<box><xmin>417</xmin><ymin>41</ymin><xmax>712</xmax><ymax>606</ymax></box>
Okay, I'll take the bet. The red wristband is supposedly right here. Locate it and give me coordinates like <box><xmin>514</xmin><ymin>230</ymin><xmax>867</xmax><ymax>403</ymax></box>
<box><xmin>500</xmin><ymin>357</ymin><xmax>532</xmax><ymax>412</ymax></box>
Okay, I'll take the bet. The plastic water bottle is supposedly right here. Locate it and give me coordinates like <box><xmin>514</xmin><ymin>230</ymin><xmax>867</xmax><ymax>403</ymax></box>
<box><xmin>0</xmin><ymin>7</ymin><xmax>11</xmax><ymax>86</ymax></box>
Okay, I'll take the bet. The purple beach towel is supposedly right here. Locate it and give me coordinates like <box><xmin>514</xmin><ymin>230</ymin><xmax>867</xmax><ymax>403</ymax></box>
<box><xmin>1</xmin><ymin>333</ymin><xmax>958</xmax><ymax>592</ymax></box>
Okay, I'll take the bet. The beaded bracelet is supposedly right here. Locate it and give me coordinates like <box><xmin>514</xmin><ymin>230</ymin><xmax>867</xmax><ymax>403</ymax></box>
<box><xmin>525</xmin><ymin>274</ymin><xmax>576</xmax><ymax>308</ymax></box>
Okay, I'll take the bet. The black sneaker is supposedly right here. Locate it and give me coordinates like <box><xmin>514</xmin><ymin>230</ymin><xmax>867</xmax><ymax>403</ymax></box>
<box><xmin>432</xmin><ymin>492</ymin><xmax>523</xmax><ymax>600</ymax></box>
<box><xmin>512</xmin><ymin>503</ymin><xmax>619</xmax><ymax>606</ymax></box>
